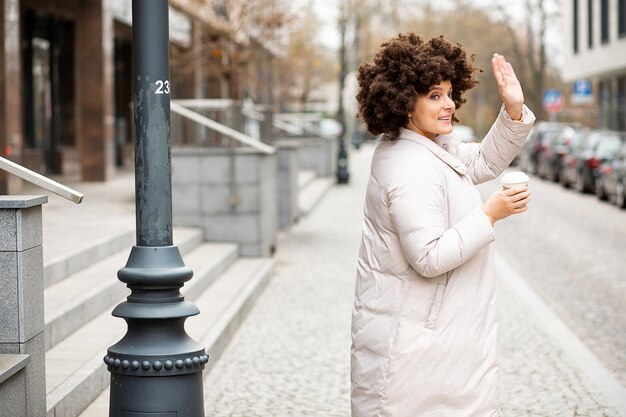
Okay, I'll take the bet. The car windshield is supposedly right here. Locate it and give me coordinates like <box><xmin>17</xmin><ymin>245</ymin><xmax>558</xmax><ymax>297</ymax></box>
<box><xmin>582</xmin><ymin>132</ymin><xmax>603</xmax><ymax>150</ymax></box>
<box><xmin>570</xmin><ymin>130</ymin><xmax>586</xmax><ymax>147</ymax></box>
<box><xmin>541</xmin><ymin>130</ymin><xmax>561</xmax><ymax>144</ymax></box>
<box><xmin>595</xmin><ymin>134</ymin><xmax>624</xmax><ymax>153</ymax></box>
<box><xmin>554</xmin><ymin>127</ymin><xmax>577</xmax><ymax>146</ymax></box>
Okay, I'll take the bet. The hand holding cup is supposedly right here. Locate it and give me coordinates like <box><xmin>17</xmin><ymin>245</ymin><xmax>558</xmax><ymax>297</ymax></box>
<box><xmin>482</xmin><ymin>172</ymin><xmax>530</xmax><ymax>224</ymax></box>
<box><xmin>500</xmin><ymin>171</ymin><xmax>529</xmax><ymax>189</ymax></box>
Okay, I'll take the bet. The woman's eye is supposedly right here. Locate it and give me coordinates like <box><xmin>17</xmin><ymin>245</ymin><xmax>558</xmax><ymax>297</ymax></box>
<box><xmin>430</xmin><ymin>94</ymin><xmax>439</xmax><ymax>100</ymax></box>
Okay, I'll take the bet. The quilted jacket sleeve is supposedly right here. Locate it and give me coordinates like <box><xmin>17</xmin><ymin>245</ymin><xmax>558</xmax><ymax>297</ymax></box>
<box><xmin>388</xmin><ymin>172</ymin><xmax>495</xmax><ymax>278</ymax></box>
<box><xmin>456</xmin><ymin>105</ymin><xmax>536</xmax><ymax>185</ymax></box>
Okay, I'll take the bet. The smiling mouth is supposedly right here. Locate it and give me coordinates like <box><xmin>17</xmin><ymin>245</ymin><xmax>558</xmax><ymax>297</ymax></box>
<box><xmin>438</xmin><ymin>117</ymin><xmax>451</xmax><ymax>121</ymax></box>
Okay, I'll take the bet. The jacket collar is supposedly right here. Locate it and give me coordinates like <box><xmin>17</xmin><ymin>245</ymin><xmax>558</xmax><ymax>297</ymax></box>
<box><xmin>397</xmin><ymin>128</ymin><xmax>467</xmax><ymax>176</ymax></box>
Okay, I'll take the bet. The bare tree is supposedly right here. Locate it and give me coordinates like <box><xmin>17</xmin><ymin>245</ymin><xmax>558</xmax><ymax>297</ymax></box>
<box><xmin>493</xmin><ymin>0</ymin><xmax>562</xmax><ymax>121</ymax></box>
<box><xmin>170</xmin><ymin>0</ymin><xmax>294</xmax><ymax>102</ymax></box>
<box><xmin>273</xmin><ymin>0</ymin><xmax>338</xmax><ymax>111</ymax></box>
<box><xmin>352</xmin><ymin>0</ymin><xmax>562</xmax><ymax>134</ymax></box>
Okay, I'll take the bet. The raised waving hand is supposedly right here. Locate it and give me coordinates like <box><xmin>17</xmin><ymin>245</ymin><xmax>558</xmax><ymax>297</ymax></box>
<box><xmin>491</xmin><ymin>53</ymin><xmax>524</xmax><ymax>121</ymax></box>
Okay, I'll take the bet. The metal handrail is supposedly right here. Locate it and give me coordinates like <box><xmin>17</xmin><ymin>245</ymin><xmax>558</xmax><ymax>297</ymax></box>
<box><xmin>171</xmin><ymin>99</ymin><xmax>236</xmax><ymax>110</ymax></box>
<box><xmin>172</xmin><ymin>98</ymin><xmax>306</xmax><ymax>137</ymax></box>
<box><xmin>173</xmin><ymin>98</ymin><xmax>267</xmax><ymax>121</ymax></box>
<box><xmin>273</xmin><ymin>112</ymin><xmax>331</xmax><ymax>137</ymax></box>
<box><xmin>273</xmin><ymin>118</ymin><xmax>304</xmax><ymax>135</ymax></box>
<box><xmin>0</xmin><ymin>156</ymin><xmax>84</xmax><ymax>204</ymax></box>
<box><xmin>170</xmin><ymin>102</ymin><xmax>275</xmax><ymax>155</ymax></box>
<box><xmin>275</xmin><ymin>112</ymin><xmax>323</xmax><ymax>122</ymax></box>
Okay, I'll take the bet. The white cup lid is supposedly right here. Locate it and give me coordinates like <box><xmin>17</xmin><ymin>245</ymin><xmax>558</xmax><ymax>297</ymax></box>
<box><xmin>501</xmin><ymin>171</ymin><xmax>529</xmax><ymax>184</ymax></box>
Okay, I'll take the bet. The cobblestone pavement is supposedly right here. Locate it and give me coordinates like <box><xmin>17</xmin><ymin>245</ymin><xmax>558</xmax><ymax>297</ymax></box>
<box><xmin>477</xmin><ymin>171</ymin><xmax>626</xmax><ymax>388</ymax></box>
<box><xmin>497</xmin><ymin>274</ymin><xmax>621</xmax><ymax>417</ymax></box>
<box><xmin>203</xmin><ymin>142</ymin><xmax>623</xmax><ymax>417</ymax></box>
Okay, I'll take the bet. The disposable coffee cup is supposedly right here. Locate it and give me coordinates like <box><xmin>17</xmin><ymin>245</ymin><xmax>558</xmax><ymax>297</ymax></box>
<box><xmin>501</xmin><ymin>171</ymin><xmax>529</xmax><ymax>189</ymax></box>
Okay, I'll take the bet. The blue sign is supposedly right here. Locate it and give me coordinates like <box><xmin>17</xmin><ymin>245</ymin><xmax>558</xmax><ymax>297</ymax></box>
<box><xmin>572</xmin><ymin>79</ymin><xmax>593</xmax><ymax>104</ymax></box>
<box><xmin>543</xmin><ymin>89</ymin><xmax>563</xmax><ymax>113</ymax></box>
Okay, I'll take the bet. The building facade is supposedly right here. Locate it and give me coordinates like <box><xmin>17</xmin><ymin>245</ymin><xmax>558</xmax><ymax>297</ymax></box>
<box><xmin>0</xmin><ymin>0</ymin><xmax>266</xmax><ymax>194</ymax></box>
<box><xmin>562</xmin><ymin>0</ymin><xmax>626</xmax><ymax>130</ymax></box>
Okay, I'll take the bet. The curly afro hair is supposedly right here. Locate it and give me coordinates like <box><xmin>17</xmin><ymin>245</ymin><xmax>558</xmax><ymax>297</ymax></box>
<box><xmin>357</xmin><ymin>33</ymin><xmax>480</xmax><ymax>140</ymax></box>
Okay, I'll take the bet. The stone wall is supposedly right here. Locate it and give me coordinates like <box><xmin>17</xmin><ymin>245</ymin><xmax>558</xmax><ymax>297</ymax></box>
<box><xmin>275</xmin><ymin>142</ymin><xmax>299</xmax><ymax>230</ymax></box>
<box><xmin>286</xmin><ymin>136</ymin><xmax>337</xmax><ymax>178</ymax></box>
<box><xmin>172</xmin><ymin>148</ymin><xmax>277</xmax><ymax>257</ymax></box>
<box><xmin>0</xmin><ymin>196</ymin><xmax>47</xmax><ymax>417</ymax></box>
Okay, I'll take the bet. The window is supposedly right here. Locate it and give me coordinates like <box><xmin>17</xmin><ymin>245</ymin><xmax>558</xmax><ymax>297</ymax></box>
<box><xmin>572</xmin><ymin>0</ymin><xmax>576</xmax><ymax>54</ymax></box>
<box><xmin>574</xmin><ymin>0</ymin><xmax>579</xmax><ymax>53</ymax></box>
<box><xmin>617</xmin><ymin>0</ymin><xmax>626</xmax><ymax>38</ymax></box>
<box><xmin>618</xmin><ymin>76</ymin><xmax>626</xmax><ymax>131</ymax></box>
<box><xmin>601</xmin><ymin>0</ymin><xmax>609</xmax><ymax>43</ymax></box>
<box><xmin>587</xmin><ymin>0</ymin><xmax>593</xmax><ymax>49</ymax></box>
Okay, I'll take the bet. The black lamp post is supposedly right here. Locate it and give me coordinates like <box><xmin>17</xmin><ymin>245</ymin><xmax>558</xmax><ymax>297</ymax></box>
<box><xmin>104</xmin><ymin>1</ymin><xmax>207</xmax><ymax>415</ymax></box>
<box><xmin>336</xmin><ymin>0</ymin><xmax>350</xmax><ymax>184</ymax></box>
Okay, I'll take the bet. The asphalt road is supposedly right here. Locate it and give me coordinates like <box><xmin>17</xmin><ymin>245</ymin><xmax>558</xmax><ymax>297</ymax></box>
<box><xmin>477</xmin><ymin>169</ymin><xmax>626</xmax><ymax>387</ymax></box>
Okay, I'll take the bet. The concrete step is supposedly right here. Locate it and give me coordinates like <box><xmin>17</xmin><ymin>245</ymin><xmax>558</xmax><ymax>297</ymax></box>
<box><xmin>0</xmin><ymin>354</ymin><xmax>30</xmax><ymax>386</ymax></box>
<box><xmin>189</xmin><ymin>257</ymin><xmax>274</xmax><ymax>371</ymax></box>
<box><xmin>297</xmin><ymin>169</ymin><xmax>316</xmax><ymax>189</ymax></box>
<box><xmin>43</xmin><ymin>228</ymin><xmax>135</xmax><ymax>289</ymax></box>
<box><xmin>43</xmin><ymin>227</ymin><xmax>204</xmax><ymax>351</ymax></box>
<box><xmin>298</xmin><ymin>176</ymin><xmax>334</xmax><ymax>217</ymax></box>
<box><xmin>45</xmin><ymin>242</ymin><xmax>239</xmax><ymax>417</ymax></box>
<box><xmin>73</xmin><ymin>257</ymin><xmax>274</xmax><ymax>417</ymax></box>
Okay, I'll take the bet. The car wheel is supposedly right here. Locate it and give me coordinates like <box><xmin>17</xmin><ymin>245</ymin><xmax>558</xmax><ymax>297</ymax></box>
<box><xmin>575</xmin><ymin>173</ymin><xmax>586</xmax><ymax>193</ymax></box>
<box><xmin>559</xmin><ymin>170</ymin><xmax>569</xmax><ymax>188</ymax></box>
<box><xmin>616</xmin><ymin>182</ymin><xmax>626</xmax><ymax>209</ymax></box>
<box><xmin>595</xmin><ymin>178</ymin><xmax>608</xmax><ymax>200</ymax></box>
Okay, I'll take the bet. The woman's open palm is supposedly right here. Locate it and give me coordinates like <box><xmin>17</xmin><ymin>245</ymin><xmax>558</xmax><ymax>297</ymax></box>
<box><xmin>491</xmin><ymin>53</ymin><xmax>524</xmax><ymax>118</ymax></box>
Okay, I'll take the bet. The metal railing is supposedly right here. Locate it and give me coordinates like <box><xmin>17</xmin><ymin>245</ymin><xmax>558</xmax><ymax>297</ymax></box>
<box><xmin>0</xmin><ymin>156</ymin><xmax>84</xmax><ymax>203</ymax></box>
<box><xmin>170</xmin><ymin>100</ymin><xmax>334</xmax><ymax>152</ymax></box>
<box><xmin>274</xmin><ymin>112</ymin><xmax>329</xmax><ymax>138</ymax></box>
<box><xmin>170</xmin><ymin>101</ymin><xmax>275</xmax><ymax>154</ymax></box>
<box><xmin>170</xmin><ymin>99</ymin><xmax>275</xmax><ymax>154</ymax></box>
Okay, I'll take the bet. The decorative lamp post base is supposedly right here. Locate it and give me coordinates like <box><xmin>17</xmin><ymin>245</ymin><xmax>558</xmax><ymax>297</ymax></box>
<box><xmin>107</xmin><ymin>245</ymin><xmax>207</xmax><ymax>416</ymax></box>
<box><xmin>108</xmin><ymin>373</ymin><xmax>204</xmax><ymax>416</ymax></box>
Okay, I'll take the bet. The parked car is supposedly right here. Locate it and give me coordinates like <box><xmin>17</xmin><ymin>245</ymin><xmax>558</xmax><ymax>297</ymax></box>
<box><xmin>453</xmin><ymin>124</ymin><xmax>477</xmax><ymax>143</ymax></box>
<box><xmin>517</xmin><ymin>122</ymin><xmax>570</xmax><ymax>175</ymax></box>
<box><xmin>535</xmin><ymin>124</ymin><xmax>582</xmax><ymax>182</ymax></box>
<box><xmin>557</xmin><ymin>128</ymin><xmax>590</xmax><ymax>188</ymax></box>
<box><xmin>594</xmin><ymin>133</ymin><xmax>626</xmax><ymax>204</ymax></box>
<box><xmin>559</xmin><ymin>129</ymin><xmax>599</xmax><ymax>190</ymax></box>
<box><xmin>560</xmin><ymin>130</ymin><xmax>623</xmax><ymax>193</ymax></box>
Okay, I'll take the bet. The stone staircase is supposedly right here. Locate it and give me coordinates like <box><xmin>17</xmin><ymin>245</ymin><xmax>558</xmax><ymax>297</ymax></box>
<box><xmin>297</xmin><ymin>169</ymin><xmax>335</xmax><ymax>217</ymax></box>
<box><xmin>40</xmin><ymin>226</ymin><xmax>274</xmax><ymax>417</ymax></box>
<box><xmin>1</xmin><ymin>161</ymin><xmax>333</xmax><ymax>417</ymax></box>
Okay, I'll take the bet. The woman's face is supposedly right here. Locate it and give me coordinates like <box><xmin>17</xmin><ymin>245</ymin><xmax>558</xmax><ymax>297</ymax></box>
<box><xmin>407</xmin><ymin>80</ymin><xmax>455</xmax><ymax>140</ymax></box>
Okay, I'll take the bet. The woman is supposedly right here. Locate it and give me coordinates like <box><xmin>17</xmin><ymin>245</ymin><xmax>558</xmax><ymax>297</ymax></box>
<box><xmin>351</xmin><ymin>33</ymin><xmax>535</xmax><ymax>417</ymax></box>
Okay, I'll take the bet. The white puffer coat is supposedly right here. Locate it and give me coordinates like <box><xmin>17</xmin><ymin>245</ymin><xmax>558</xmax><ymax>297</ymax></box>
<box><xmin>351</xmin><ymin>106</ymin><xmax>535</xmax><ymax>417</ymax></box>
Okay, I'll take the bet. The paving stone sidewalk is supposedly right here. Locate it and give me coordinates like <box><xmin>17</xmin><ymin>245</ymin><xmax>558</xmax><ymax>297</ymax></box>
<box><xmin>202</xmin><ymin>143</ymin><xmax>623</xmax><ymax>417</ymax></box>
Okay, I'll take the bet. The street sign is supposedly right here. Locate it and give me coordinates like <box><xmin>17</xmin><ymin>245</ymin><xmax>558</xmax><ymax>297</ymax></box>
<box><xmin>543</xmin><ymin>89</ymin><xmax>564</xmax><ymax>113</ymax></box>
<box><xmin>572</xmin><ymin>79</ymin><xmax>593</xmax><ymax>104</ymax></box>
